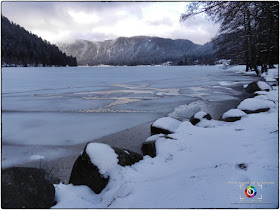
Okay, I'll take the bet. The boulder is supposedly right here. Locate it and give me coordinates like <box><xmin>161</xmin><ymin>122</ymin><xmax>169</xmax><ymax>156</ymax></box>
<box><xmin>242</xmin><ymin>108</ymin><xmax>270</xmax><ymax>114</ymax></box>
<box><xmin>2</xmin><ymin>167</ymin><xmax>55</xmax><ymax>209</ymax></box>
<box><xmin>141</xmin><ymin>134</ymin><xmax>175</xmax><ymax>158</ymax></box>
<box><xmin>221</xmin><ymin>109</ymin><xmax>247</xmax><ymax>122</ymax></box>
<box><xmin>237</xmin><ymin>98</ymin><xmax>275</xmax><ymax>114</ymax></box>
<box><xmin>69</xmin><ymin>143</ymin><xmax>143</xmax><ymax>194</ymax></box>
<box><xmin>189</xmin><ymin>111</ymin><xmax>212</xmax><ymax>125</ymax></box>
<box><xmin>151</xmin><ymin>117</ymin><xmax>182</xmax><ymax>135</ymax></box>
<box><xmin>245</xmin><ymin>81</ymin><xmax>271</xmax><ymax>93</ymax></box>
<box><xmin>141</xmin><ymin>140</ymin><xmax>157</xmax><ymax>158</ymax></box>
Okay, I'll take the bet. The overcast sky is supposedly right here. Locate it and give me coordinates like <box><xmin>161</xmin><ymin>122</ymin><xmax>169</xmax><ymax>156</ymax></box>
<box><xmin>2</xmin><ymin>1</ymin><xmax>220</xmax><ymax>45</ymax></box>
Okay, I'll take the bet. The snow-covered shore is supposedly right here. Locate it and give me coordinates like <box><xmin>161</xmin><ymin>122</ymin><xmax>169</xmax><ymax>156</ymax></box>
<box><xmin>52</xmin><ymin>67</ymin><xmax>279</xmax><ymax>208</ymax></box>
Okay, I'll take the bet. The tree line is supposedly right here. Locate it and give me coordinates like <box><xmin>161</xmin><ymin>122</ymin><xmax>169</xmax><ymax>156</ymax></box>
<box><xmin>181</xmin><ymin>1</ymin><xmax>279</xmax><ymax>74</ymax></box>
<box><xmin>1</xmin><ymin>16</ymin><xmax>77</xmax><ymax>67</ymax></box>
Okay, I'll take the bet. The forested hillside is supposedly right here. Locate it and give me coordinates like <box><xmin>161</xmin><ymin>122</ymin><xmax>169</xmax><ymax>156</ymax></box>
<box><xmin>58</xmin><ymin>36</ymin><xmax>216</xmax><ymax>66</ymax></box>
<box><xmin>1</xmin><ymin>16</ymin><xmax>77</xmax><ymax>67</ymax></box>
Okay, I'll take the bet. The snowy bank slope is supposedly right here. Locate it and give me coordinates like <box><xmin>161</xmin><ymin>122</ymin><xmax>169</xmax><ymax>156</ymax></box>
<box><xmin>53</xmin><ymin>71</ymin><xmax>278</xmax><ymax>208</ymax></box>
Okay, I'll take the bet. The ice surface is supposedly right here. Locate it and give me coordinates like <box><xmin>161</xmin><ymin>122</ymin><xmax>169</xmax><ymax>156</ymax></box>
<box><xmin>237</xmin><ymin>98</ymin><xmax>276</xmax><ymax>111</ymax></box>
<box><xmin>222</xmin><ymin>109</ymin><xmax>247</xmax><ymax>119</ymax></box>
<box><xmin>2</xmin><ymin>112</ymin><xmax>160</xmax><ymax>146</ymax></box>
<box><xmin>152</xmin><ymin>117</ymin><xmax>182</xmax><ymax>132</ymax></box>
<box><xmin>86</xmin><ymin>143</ymin><xmax>118</xmax><ymax>178</ymax></box>
<box><xmin>2</xmin><ymin>65</ymin><xmax>259</xmax><ymax>167</ymax></box>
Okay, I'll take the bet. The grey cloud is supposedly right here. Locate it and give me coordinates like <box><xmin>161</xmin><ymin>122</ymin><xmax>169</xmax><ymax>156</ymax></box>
<box><xmin>2</xmin><ymin>2</ymin><xmax>219</xmax><ymax>44</ymax></box>
<box><xmin>147</xmin><ymin>17</ymin><xmax>174</xmax><ymax>27</ymax></box>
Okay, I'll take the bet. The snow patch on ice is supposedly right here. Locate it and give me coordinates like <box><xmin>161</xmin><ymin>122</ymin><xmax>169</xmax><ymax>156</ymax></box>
<box><xmin>29</xmin><ymin>155</ymin><xmax>45</xmax><ymax>161</ymax></box>
<box><xmin>86</xmin><ymin>143</ymin><xmax>118</xmax><ymax>178</ymax></box>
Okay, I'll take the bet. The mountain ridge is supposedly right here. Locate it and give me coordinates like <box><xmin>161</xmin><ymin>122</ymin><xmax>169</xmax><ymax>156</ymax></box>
<box><xmin>58</xmin><ymin>36</ymin><xmax>215</xmax><ymax>66</ymax></box>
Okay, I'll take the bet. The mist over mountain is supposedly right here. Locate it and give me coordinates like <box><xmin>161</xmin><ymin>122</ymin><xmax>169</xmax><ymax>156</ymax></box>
<box><xmin>58</xmin><ymin>36</ymin><xmax>215</xmax><ymax>66</ymax></box>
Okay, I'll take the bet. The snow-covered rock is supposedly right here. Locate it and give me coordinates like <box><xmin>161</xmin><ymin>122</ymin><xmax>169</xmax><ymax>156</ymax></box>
<box><xmin>245</xmin><ymin>81</ymin><xmax>272</xmax><ymax>93</ymax></box>
<box><xmin>222</xmin><ymin>109</ymin><xmax>247</xmax><ymax>122</ymax></box>
<box><xmin>142</xmin><ymin>134</ymin><xmax>175</xmax><ymax>158</ymax></box>
<box><xmin>151</xmin><ymin>117</ymin><xmax>182</xmax><ymax>135</ymax></box>
<box><xmin>69</xmin><ymin>143</ymin><xmax>143</xmax><ymax>194</ymax></box>
<box><xmin>254</xmin><ymin>90</ymin><xmax>278</xmax><ymax>102</ymax></box>
<box><xmin>237</xmin><ymin>98</ymin><xmax>276</xmax><ymax>114</ymax></box>
<box><xmin>189</xmin><ymin>111</ymin><xmax>212</xmax><ymax>125</ymax></box>
<box><xmin>86</xmin><ymin>143</ymin><xmax>118</xmax><ymax>178</ymax></box>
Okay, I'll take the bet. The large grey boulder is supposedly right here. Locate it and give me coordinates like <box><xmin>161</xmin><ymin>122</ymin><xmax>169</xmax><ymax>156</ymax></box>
<box><xmin>2</xmin><ymin>167</ymin><xmax>55</xmax><ymax>209</ymax></box>
<box><xmin>69</xmin><ymin>143</ymin><xmax>143</xmax><ymax>194</ymax></box>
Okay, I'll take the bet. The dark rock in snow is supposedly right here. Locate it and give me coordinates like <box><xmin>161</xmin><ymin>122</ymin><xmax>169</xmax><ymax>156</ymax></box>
<box><xmin>242</xmin><ymin>108</ymin><xmax>270</xmax><ymax>114</ymax></box>
<box><xmin>151</xmin><ymin>126</ymin><xmax>173</xmax><ymax>135</ymax></box>
<box><xmin>141</xmin><ymin>140</ymin><xmax>157</xmax><ymax>158</ymax></box>
<box><xmin>189</xmin><ymin>111</ymin><xmax>212</xmax><ymax>125</ymax></box>
<box><xmin>245</xmin><ymin>82</ymin><xmax>261</xmax><ymax>93</ymax></box>
<box><xmin>245</xmin><ymin>81</ymin><xmax>271</xmax><ymax>93</ymax></box>
<box><xmin>222</xmin><ymin>116</ymin><xmax>242</xmax><ymax>122</ymax></box>
<box><xmin>237</xmin><ymin>163</ymin><xmax>248</xmax><ymax>171</ymax></box>
<box><xmin>69</xmin><ymin>143</ymin><xmax>143</xmax><ymax>194</ymax></box>
<box><xmin>2</xmin><ymin>167</ymin><xmax>55</xmax><ymax>209</ymax></box>
<box><xmin>113</xmin><ymin>147</ymin><xmax>143</xmax><ymax>166</ymax></box>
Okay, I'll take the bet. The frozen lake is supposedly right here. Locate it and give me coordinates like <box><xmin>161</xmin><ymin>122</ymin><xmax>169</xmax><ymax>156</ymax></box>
<box><xmin>2</xmin><ymin>66</ymin><xmax>258</xmax><ymax>166</ymax></box>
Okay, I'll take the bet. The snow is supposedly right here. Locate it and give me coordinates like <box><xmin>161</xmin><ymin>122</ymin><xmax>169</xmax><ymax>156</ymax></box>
<box><xmin>255</xmin><ymin>90</ymin><xmax>278</xmax><ymax>102</ymax></box>
<box><xmin>29</xmin><ymin>155</ymin><xmax>45</xmax><ymax>161</ymax></box>
<box><xmin>261</xmin><ymin>67</ymin><xmax>279</xmax><ymax>82</ymax></box>
<box><xmin>86</xmin><ymin>143</ymin><xmax>118</xmax><ymax>178</ymax></box>
<box><xmin>53</xmin><ymin>94</ymin><xmax>278</xmax><ymax>207</ymax></box>
<box><xmin>194</xmin><ymin>111</ymin><xmax>207</xmax><ymax>119</ymax></box>
<box><xmin>237</xmin><ymin>98</ymin><xmax>276</xmax><ymax>111</ymax></box>
<box><xmin>168</xmin><ymin>101</ymin><xmax>207</xmax><ymax>120</ymax></box>
<box><xmin>145</xmin><ymin>134</ymin><xmax>165</xmax><ymax>142</ymax></box>
<box><xmin>52</xmin><ymin>66</ymin><xmax>278</xmax><ymax>208</ymax></box>
<box><xmin>257</xmin><ymin>81</ymin><xmax>272</xmax><ymax>91</ymax></box>
<box><xmin>152</xmin><ymin>117</ymin><xmax>182</xmax><ymax>132</ymax></box>
<box><xmin>222</xmin><ymin>109</ymin><xmax>247</xmax><ymax>119</ymax></box>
